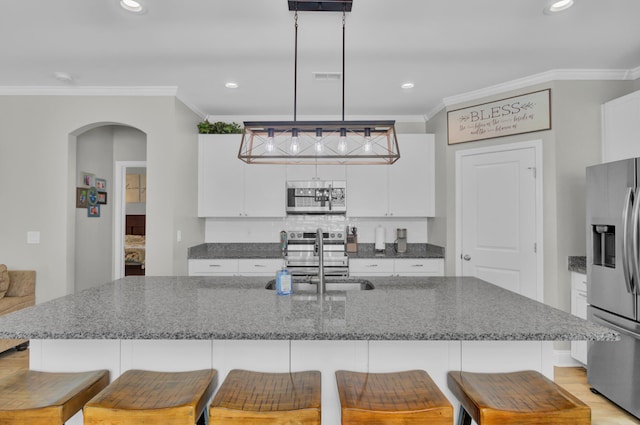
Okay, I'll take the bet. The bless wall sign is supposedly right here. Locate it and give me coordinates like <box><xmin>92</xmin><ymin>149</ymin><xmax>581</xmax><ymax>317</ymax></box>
<box><xmin>447</xmin><ymin>89</ymin><xmax>551</xmax><ymax>144</ymax></box>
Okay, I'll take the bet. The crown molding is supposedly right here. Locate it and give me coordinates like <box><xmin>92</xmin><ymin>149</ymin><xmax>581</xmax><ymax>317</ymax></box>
<box><xmin>441</xmin><ymin>68</ymin><xmax>638</xmax><ymax>112</ymax></box>
<box><xmin>175</xmin><ymin>89</ymin><xmax>207</xmax><ymax>119</ymax></box>
<box><xmin>629</xmin><ymin>65</ymin><xmax>640</xmax><ymax>80</ymax></box>
<box><xmin>0</xmin><ymin>86</ymin><xmax>178</xmax><ymax>96</ymax></box>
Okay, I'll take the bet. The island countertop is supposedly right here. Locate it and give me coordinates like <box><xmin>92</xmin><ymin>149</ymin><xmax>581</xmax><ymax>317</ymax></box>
<box><xmin>0</xmin><ymin>276</ymin><xmax>615</xmax><ymax>342</ymax></box>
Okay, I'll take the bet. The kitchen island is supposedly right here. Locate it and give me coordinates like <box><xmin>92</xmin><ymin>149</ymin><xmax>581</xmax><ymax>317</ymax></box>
<box><xmin>0</xmin><ymin>276</ymin><xmax>616</xmax><ymax>425</ymax></box>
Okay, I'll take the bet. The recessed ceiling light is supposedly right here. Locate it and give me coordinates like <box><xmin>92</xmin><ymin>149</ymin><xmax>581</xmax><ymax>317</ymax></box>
<box><xmin>120</xmin><ymin>0</ymin><xmax>145</xmax><ymax>13</ymax></box>
<box><xmin>225</xmin><ymin>82</ymin><xmax>239</xmax><ymax>89</ymax></box>
<box><xmin>401</xmin><ymin>82</ymin><xmax>415</xmax><ymax>89</ymax></box>
<box><xmin>543</xmin><ymin>0</ymin><xmax>574</xmax><ymax>14</ymax></box>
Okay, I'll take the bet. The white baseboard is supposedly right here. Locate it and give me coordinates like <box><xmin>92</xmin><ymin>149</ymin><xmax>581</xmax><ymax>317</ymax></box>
<box><xmin>554</xmin><ymin>349</ymin><xmax>584</xmax><ymax>367</ymax></box>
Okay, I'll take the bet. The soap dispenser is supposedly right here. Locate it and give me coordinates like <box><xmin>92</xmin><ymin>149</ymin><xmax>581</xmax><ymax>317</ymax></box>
<box><xmin>275</xmin><ymin>264</ymin><xmax>292</xmax><ymax>295</ymax></box>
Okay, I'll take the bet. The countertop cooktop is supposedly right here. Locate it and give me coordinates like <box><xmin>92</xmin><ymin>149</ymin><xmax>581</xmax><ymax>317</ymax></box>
<box><xmin>0</xmin><ymin>276</ymin><xmax>615</xmax><ymax>342</ymax></box>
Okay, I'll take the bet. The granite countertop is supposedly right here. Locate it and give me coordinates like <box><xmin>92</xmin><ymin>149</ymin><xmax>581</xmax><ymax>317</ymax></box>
<box><xmin>569</xmin><ymin>256</ymin><xmax>586</xmax><ymax>274</ymax></box>
<box><xmin>188</xmin><ymin>243</ymin><xmax>445</xmax><ymax>260</ymax></box>
<box><xmin>0</xmin><ymin>276</ymin><xmax>615</xmax><ymax>342</ymax></box>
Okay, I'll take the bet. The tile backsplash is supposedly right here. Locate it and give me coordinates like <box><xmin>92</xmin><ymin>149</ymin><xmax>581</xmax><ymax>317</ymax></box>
<box><xmin>205</xmin><ymin>217</ymin><xmax>429</xmax><ymax>244</ymax></box>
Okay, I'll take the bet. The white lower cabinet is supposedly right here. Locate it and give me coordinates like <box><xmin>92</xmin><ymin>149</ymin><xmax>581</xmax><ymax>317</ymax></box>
<box><xmin>190</xmin><ymin>258</ymin><xmax>444</xmax><ymax>278</ymax></box>
<box><xmin>570</xmin><ymin>271</ymin><xmax>588</xmax><ymax>365</ymax></box>
<box><xmin>349</xmin><ymin>259</ymin><xmax>395</xmax><ymax>276</ymax></box>
<box><xmin>394</xmin><ymin>259</ymin><xmax>444</xmax><ymax>276</ymax></box>
<box><xmin>350</xmin><ymin>258</ymin><xmax>444</xmax><ymax>277</ymax></box>
<box><xmin>237</xmin><ymin>259</ymin><xmax>283</xmax><ymax>277</ymax></box>
<box><xmin>188</xmin><ymin>259</ymin><xmax>238</xmax><ymax>276</ymax></box>
<box><xmin>188</xmin><ymin>259</ymin><xmax>283</xmax><ymax>277</ymax></box>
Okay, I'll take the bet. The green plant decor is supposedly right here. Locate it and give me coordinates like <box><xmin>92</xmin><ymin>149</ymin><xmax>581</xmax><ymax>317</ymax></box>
<box><xmin>197</xmin><ymin>120</ymin><xmax>242</xmax><ymax>134</ymax></box>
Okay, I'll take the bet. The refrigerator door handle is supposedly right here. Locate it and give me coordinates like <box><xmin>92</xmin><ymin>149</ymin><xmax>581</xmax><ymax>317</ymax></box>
<box><xmin>632</xmin><ymin>187</ymin><xmax>640</xmax><ymax>295</ymax></box>
<box><xmin>592</xmin><ymin>313</ymin><xmax>638</xmax><ymax>340</ymax></box>
<box><xmin>622</xmin><ymin>187</ymin><xmax>635</xmax><ymax>294</ymax></box>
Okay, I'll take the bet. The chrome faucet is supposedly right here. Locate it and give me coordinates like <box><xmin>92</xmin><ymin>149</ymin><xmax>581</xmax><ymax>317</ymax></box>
<box><xmin>315</xmin><ymin>228</ymin><xmax>326</xmax><ymax>295</ymax></box>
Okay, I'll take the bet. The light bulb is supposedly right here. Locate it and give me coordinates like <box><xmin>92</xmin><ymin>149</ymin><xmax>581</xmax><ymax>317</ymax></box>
<box><xmin>314</xmin><ymin>128</ymin><xmax>324</xmax><ymax>153</ymax></box>
<box><xmin>265</xmin><ymin>128</ymin><xmax>275</xmax><ymax>152</ymax></box>
<box><xmin>290</xmin><ymin>129</ymin><xmax>299</xmax><ymax>154</ymax></box>
<box><xmin>363</xmin><ymin>127</ymin><xmax>372</xmax><ymax>152</ymax></box>
<box><xmin>338</xmin><ymin>128</ymin><xmax>347</xmax><ymax>153</ymax></box>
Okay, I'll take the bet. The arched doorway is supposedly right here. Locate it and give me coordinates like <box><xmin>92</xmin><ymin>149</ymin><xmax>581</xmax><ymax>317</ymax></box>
<box><xmin>70</xmin><ymin>124</ymin><xmax>146</xmax><ymax>293</ymax></box>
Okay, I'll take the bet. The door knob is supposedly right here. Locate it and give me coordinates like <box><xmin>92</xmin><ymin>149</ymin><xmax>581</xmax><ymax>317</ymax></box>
<box><xmin>463</xmin><ymin>254</ymin><xmax>471</xmax><ymax>261</ymax></box>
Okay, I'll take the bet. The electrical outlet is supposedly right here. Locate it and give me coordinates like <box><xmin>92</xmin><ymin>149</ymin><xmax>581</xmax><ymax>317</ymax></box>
<box><xmin>27</xmin><ymin>231</ymin><xmax>40</xmax><ymax>244</ymax></box>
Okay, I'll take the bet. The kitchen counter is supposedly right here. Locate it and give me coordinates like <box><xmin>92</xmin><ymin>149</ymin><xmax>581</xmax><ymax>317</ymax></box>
<box><xmin>188</xmin><ymin>243</ymin><xmax>445</xmax><ymax>260</ymax></box>
<box><xmin>3</xmin><ymin>275</ymin><xmax>615</xmax><ymax>425</ymax></box>
<box><xmin>569</xmin><ymin>256</ymin><xmax>586</xmax><ymax>274</ymax></box>
<box><xmin>0</xmin><ymin>276</ymin><xmax>613</xmax><ymax>342</ymax></box>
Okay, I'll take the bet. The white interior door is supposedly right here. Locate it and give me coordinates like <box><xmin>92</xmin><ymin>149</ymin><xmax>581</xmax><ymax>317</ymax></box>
<box><xmin>458</xmin><ymin>145</ymin><xmax>540</xmax><ymax>301</ymax></box>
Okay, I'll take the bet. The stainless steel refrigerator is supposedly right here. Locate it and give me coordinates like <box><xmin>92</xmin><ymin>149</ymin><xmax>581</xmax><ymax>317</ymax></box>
<box><xmin>587</xmin><ymin>158</ymin><xmax>640</xmax><ymax>419</ymax></box>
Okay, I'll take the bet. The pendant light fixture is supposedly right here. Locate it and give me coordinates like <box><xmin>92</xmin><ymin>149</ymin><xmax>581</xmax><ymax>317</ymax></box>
<box><xmin>238</xmin><ymin>0</ymin><xmax>400</xmax><ymax>165</ymax></box>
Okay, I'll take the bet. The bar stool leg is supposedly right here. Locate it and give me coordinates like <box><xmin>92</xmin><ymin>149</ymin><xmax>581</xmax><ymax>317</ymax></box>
<box><xmin>197</xmin><ymin>408</ymin><xmax>209</xmax><ymax>425</ymax></box>
<box><xmin>458</xmin><ymin>405</ymin><xmax>472</xmax><ymax>425</ymax></box>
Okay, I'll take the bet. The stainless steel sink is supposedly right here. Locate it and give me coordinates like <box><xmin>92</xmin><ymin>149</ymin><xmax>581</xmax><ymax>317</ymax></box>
<box><xmin>265</xmin><ymin>277</ymin><xmax>374</xmax><ymax>292</ymax></box>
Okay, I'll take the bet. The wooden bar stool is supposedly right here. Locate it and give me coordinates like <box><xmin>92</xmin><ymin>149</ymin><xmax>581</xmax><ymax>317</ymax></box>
<box><xmin>0</xmin><ymin>369</ymin><xmax>109</xmax><ymax>424</ymax></box>
<box><xmin>84</xmin><ymin>369</ymin><xmax>217</xmax><ymax>425</ymax></box>
<box><xmin>447</xmin><ymin>370</ymin><xmax>590</xmax><ymax>425</ymax></box>
<box><xmin>335</xmin><ymin>369</ymin><xmax>453</xmax><ymax>424</ymax></box>
<box><xmin>209</xmin><ymin>369</ymin><xmax>321</xmax><ymax>424</ymax></box>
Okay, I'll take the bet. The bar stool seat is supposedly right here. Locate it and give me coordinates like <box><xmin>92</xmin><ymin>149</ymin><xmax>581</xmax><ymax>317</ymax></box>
<box><xmin>335</xmin><ymin>369</ymin><xmax>453</xmax><ymax>424</ymax></box>
<box><xmin>0</xmin><ymin>369</ymin><xmax>109</xmax><ymax>424</ymax></box>
<box><xmin>447</xmin><ymin>370</ymin><xmax>590</xmax><ymax>425</ymax></box>
<box><xmin>210</xmin><ymin>369</ymin><xmax>321</xmax><ymax>424</ymax></box>
<box><xmin>84</xmin><ymin>369</ymin><xmax>217</xmax><ymax>425</ymax></box>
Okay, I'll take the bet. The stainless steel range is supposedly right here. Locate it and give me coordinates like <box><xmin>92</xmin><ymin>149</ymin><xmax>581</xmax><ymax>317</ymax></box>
<box><xmin>285</xmin><ymin>228</ymin><xmax>348</xmax><ymax>277</ymax></box>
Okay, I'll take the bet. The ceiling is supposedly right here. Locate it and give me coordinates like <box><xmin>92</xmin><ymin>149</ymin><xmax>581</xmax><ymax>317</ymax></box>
<box><xmin>2</xmin><ymin>0</ymin><xmax>640</xmax><ymax>121</ymax></box>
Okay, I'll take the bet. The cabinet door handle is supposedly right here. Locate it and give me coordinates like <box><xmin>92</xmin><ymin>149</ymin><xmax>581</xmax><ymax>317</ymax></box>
<box><xmin>209</xmin><ymin>264</ymin><xmax>222</xmax><ymax>267</ymax></box>
<box><xmin>254</xmin><ymin>264</ymin><xmax>266</xmax><ymax>268</ymax></box>
<box><xmin>411</xmin><ymin>264</ymin><xmax>424</xmax><ymax>267</ymax></box>
<box><xmin>366</xmin><ymin>264</ymin><xmax>378</xmax><ymax>267</ymax></box>
<box><xmin>577</xmin><ymin>292</ymin><xmax>587</xmax><ymax>299</ymax></box>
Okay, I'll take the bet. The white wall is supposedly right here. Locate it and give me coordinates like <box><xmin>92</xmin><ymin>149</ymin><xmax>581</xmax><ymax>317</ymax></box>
<box><xmin>0</xmin><ymin>95</ymin><xmax>202</xmax><ymax>303</ymax></box>
<box><xmin>75</xmin><ymin>127</ymin><xmax>114</xmax><ymax>292</ymax></box>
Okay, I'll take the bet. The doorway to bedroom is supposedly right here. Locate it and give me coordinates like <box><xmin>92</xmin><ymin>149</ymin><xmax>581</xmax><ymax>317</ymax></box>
<box><xmin>114</xmin><ymin>162</ymin><xmax>147</xmax><ymax>278</ymax></box>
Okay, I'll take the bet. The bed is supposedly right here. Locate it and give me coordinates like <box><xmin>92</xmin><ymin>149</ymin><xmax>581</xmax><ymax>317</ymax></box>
<box><xmin>125</xmin><ymin>215</ymin><xmax>145</xmax><ymax>276</ymax></box>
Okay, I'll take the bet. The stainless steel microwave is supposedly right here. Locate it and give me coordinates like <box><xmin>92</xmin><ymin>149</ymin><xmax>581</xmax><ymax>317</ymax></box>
<box><xmin>286</xmin><ymin>180</ymin><xmax>346</xmax><ymax>214</ymax></box>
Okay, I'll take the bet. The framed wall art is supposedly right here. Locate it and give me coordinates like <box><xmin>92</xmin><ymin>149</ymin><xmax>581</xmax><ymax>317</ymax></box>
<box><xmin>97</xmin><ymin>192</ymin><xmax>108</xmax><ymax>205</ymax></box>
<box><xmin>88</xmin><ymin>205</ymin><xmax>100</xmax><ymax>217</ymax></box>
<box><xmin>447</xmin><ymin>89</ymin><xmax>551</xmax><ymax>145</ymax></box>
<box><xmin>95</xmin><ymin>178</ymin><xmax>107</xmax><ymax>192</ymax></box>
<box><xmin>82</xmin><ymin>172</ymin><xmax>95</xmax><ymax>187</ymax></box>
<box><xmin>76</xmin><ymin>188</ymin><xmax>88</xmax><ymax>208</ymax></box>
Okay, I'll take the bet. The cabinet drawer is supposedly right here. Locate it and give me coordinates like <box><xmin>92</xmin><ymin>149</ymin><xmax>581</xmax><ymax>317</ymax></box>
<box><xmin>571</xmin><ymin>272</ymin><xmax>587</xmax><ymax>292</ymax></box>
<box><xmin>394</xmin><ymin>259</ymin><xmax>443</xmax><ymax>276</ymax></box>
<box><xmin>188</xmin><ymin>259</ymin><xmax>238</xmax><ymax>275</ymax></box>
<box><xmin>349</xmin><ymin>259</ymin><xmax>395</xmax><ymax>275</ymax></box>
<box><xmin>238</xmin><ymin>259</ymin><xmax>283</xmax><ymax>276</ymax></box>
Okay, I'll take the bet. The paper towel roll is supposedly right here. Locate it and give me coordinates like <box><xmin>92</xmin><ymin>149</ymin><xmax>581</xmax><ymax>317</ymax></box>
<box><xmin>375</xmin><ymin>226</ymin><xmax>385</xmax><ymax>251</ymax></box>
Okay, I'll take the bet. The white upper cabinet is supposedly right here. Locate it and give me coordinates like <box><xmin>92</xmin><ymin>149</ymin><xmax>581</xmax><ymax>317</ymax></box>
<box><xmin>199</xmin><ymin>133</ymin><xmax>434</xmax><ymax>218</ymax></box>
<box><xmin>198</xmin><ymin>135</ymin><xmax>285</xmax><ymax>217</ymax></box>
<box><xmin>347</xmin><ymin>134</ymin><xmax>435</xmax><ymax>217</ymax></box>
<box><xmin>603</xmin><ymin>90</ymin><xmax>640</xmax><ymax>162</ymax></box>
<box><xmin>285</xmin><ymin>164</ymin><xmax>346</xmax><ymax>181</ymax></box>
<box><xmin>388</xmin><ymin>134</ymin><xmax>435</xmax><ymax>217</ymax></box>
